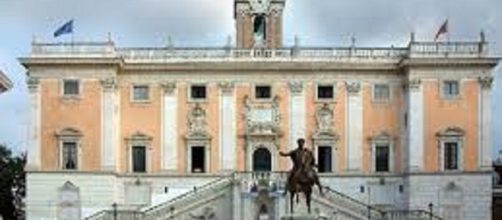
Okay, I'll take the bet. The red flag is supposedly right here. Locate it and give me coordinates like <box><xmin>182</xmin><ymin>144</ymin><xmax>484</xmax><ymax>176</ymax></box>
<box><xmin>434</xmin><ymin>20</ymin><xmax>448</xmax><ymax>41</ymax></box>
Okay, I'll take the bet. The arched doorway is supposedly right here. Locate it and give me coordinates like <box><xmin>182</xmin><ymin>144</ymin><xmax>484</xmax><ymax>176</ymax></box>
<box><xmin>253</xmin><ymin>148</ymin><xmax>272</xmax><ymax>171</ymax></box>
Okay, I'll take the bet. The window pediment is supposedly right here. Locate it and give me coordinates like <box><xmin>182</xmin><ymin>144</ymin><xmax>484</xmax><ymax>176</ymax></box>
<box><xmin>436</xmin><ymin>126</ymin><xmax>465</xmax><ymax>137</ymax></box>
<box><xmin>126</xmin><ymin>131</ymin><xmax>153</xmax><ymax>142</ymax></box>
<box><xmin>56</xmin><ymin>127</ymin><xmax>83</xmax><ymax>138</ymax></box>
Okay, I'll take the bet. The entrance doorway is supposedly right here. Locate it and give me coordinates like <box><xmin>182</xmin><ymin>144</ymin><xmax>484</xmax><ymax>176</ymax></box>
<box><xmin>191</xmin><ymin>146</ymin><xmax>205</xmax><ymax>173</ymax></box>
<box><xmin>253</xmin><ymin>148</ymin><xmax>272</xmax><ymax>171</ymax></box>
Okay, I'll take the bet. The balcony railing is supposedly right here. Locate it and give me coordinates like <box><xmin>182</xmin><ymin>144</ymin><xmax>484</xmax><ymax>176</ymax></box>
<box><xmin>28</xmin><ymin>40</ymin><xmax>491</xmax><ymax>61</ymax></box>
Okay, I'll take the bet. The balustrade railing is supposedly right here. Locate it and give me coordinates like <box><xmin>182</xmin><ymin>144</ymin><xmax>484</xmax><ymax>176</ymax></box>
<box><xmin>382</xmin><ymin>210</ymin><xmax>444</xmax><ymax>220</ymax></box>
<box><xmin>30</xmin><ymin>41</ymin><xmax>490</xmax><ymax>61</ymax></box>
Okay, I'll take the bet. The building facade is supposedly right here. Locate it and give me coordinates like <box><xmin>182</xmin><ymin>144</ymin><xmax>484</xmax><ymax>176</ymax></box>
<box><xmin>0</xmin><ymin>70</ymin><xmax>12</xmax><ymax>94</ymax></box>
<box><xmin>21</xmin><ymin>0</ymin><xmax>499</xmax><ymax>219</ymax></box>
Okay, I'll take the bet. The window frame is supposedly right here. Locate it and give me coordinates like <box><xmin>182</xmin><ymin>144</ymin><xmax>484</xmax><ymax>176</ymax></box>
<box><xmin>315</xmin><ymin>83</ymin><xmax>336</xmax><ymax>102</ymax></box>
<box><xmin>317</xmin><ymin>145</ymin><xmax>333</xmax><ymax>173</ymax></box>
<box><xmin>131</xmin><ymin>145</ymin><xmax>147</xmax><ymax>173</ymax></box>
<box><xmin>131</xmin><ymin>84</ymin><xmax>151</xmax><ymax>103</ymax></box>
<box><xmin>374</xmin><ymin>144</ymin><xmax>391</xmax><ymax>172</ymax></box>
<box><xmin>56</xmin><ymin>128</ymin><xmax>82</xmax><ymax>171</ymax></box>
<box><xmin>61</xmin><ymin>79</ymin><xmax>82</xmax><ymax>98</ymax></box>
<box><xmin>61</xmin><ymin>141</ymin><xmax>79</xmax><ymax>170</ymax></box>
<box><xmin>437</xmin><ymin>127</ymin><xmax>464</xmax><ymax>172</ymax></box>
<box><xmin>126</xmin><ymin>132</ymin><xmax>152</xmax><ymax>173</ymax></box>
<box><xmin>187</xmin><ymin>144</ymin><xmax>210</xmax><ymax>174</ymax></box>
<box><xmin>441</xmin><ymin>80</ymin><xmax>461</xmax><ymax>100</ymax></box>
<box><xmin>188</xmin><ymin>84</ymin><xmax>208</xmax><ymax>102</ymax></box>
<box><xmin>372</xmin><ymin>83</ymin><xmax>391</xmax><ymax>103</ymax></box>
<box><xmin>254</xmin><ymin>84</ymin><xmax>273</xmax><ymax>101</ymax></box>
<box><xmin>370</xmin><ymin>133</ymin><xmax>394</xmax><ymax>173</ymax></box>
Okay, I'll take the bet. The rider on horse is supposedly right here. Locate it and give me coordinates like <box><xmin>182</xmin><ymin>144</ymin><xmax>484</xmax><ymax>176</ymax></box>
<box><xmin>279</xmin><ymin>138</ymin><xmax>323</xmax><ymax>196</ymax></box>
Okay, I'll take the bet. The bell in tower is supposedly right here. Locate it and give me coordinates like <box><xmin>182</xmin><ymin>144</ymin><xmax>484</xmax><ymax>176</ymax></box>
<box><xmin>234</xmin><ymin>0</ymin><xmax>286</xmax><ymax>48</ymax></box>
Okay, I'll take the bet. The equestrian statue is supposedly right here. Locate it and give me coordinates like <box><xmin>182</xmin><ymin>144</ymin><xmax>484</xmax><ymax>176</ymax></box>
<box><xmin>279</xmin><ymin>138</ymin><xmax>324</xmax><ymax>214</ymax></box>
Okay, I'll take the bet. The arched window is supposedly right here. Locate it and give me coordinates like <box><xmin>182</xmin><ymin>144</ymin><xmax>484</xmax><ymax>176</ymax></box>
<box><xmin>253</xmin><ymin>15</ymin><xmax>266</xmax><ymax>45</ymax></box>
<box><xmin>253</xmin><ymin>148</ymin><xmax>271</xmax><ymax>171</ymax></box>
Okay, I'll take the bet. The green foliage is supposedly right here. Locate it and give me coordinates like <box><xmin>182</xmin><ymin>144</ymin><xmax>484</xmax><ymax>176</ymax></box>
<box><xmin>0</xmin><ymin>144</ymin><xmax>26</xmax><ymax>220</ymax></box>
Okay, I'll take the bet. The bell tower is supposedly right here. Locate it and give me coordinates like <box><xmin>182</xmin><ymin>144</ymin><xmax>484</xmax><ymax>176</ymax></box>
<box><xmin>234</xmin><ymin>0</ymin><xmax>286</xmax><ymax>48</ymax></box>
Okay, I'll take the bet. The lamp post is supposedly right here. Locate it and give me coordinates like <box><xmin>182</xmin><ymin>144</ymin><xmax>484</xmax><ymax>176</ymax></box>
<box><xmin>428</xmin><ymin>203</ymin><xmax>434</xmax><ymax>220</ymax></box>
<box><xmin>112</xmin><ymin>203</ymin><xmax>117</xmax><ymax>220</ymax></box>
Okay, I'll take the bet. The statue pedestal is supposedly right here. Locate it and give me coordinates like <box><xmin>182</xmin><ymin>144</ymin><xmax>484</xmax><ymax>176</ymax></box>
<box><xmin>280</xmin><ymin>214</ymin><xmax>317</xmax><ymax>220</ymax></box>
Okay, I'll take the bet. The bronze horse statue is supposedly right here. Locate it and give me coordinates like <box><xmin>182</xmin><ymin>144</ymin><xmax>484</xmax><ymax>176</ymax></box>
<box><xmin>280</xmin><ymin>138</ymin><xmax>323</xmax><ymax>214</ymax></box>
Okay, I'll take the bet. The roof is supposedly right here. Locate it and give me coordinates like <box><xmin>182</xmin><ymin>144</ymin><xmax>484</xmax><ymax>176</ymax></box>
<box><xmin>0</xmin><ymin>70</ymin><xmax>13</xmax><ymax>93</ymax></box>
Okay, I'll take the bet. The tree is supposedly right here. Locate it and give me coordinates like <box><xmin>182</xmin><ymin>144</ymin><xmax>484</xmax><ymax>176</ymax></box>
<box><xmin>0</xmin><ymin>144</ymin><xmax>26</xmax><ymax>220</ymax></box>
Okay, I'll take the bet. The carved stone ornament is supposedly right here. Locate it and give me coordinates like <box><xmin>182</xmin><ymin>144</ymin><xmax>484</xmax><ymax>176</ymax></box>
<box><xmin>218</xmin><ymin>81</ymin><xmax>235</xmax><ymax>94</ymax></box>
<box><xmin>249</xmin><ymin>0</ymin><xmax>271</xmax><ymax>14</ymax></box>
<box><xmin>288</xmin><ymin>81</ymin><xmax>303</xmax><ymax>94</ymax></box>
<box><xmin>345</xmin><ymin>81</ymin><xmax>361</xmax><ymax>94</ymax></box>
<box><xmin>160</xmin><ymin>81</ymin><xmax>177</xmax><ymax>95</ymax></box>
<box><xmin>243</xmin><ymin>95</ymin><xmax>280</xmax><ymax>135</ymax></box>
<box><xmin>187</xmin><ymin>103</ymin><xmax>208</xmax><ymax>137</ymax></box>
<box><xmin>100</xmin><ymin>78</ymin><xmax>117</xmax><ymax>91</ymax></box>
<box><xmin>315</xmin><ymin>103</ymin><xmax>334</xmax><ymax>133</ymax></box>
<box><xmin>478</xmin><ymin>76</ymin><xmax>494</xmax><ymax>89</ymax></box>
<box><xmin>407</xmin><ymin>78</ymin><xmax>422</xmax><ymax>90</ymax></box>
<box><xmin>189</xmin><ymin>207</ymin><xmax>216</xmax><ymax>220</ymax></box>
<box><xmin>236</xmin><ymin>4</ymin><xmax>251</xmax><ymax>16</ymax></box>
<box><xmin>27</xmin><ymin>77</ymin><xmax>40</xmax><ymax>92</ymax></box>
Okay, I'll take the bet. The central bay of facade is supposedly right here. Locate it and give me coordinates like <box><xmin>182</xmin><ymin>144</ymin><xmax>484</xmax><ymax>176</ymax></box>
<box><xmin>20</xmin><ymin>0</ymin><xmax>498</xmax><ymax>220</ymax></box>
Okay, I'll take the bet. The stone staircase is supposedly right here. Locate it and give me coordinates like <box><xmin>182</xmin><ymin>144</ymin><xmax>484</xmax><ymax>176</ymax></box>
<box><xmin>84</xmin><ymin>176</ymin><xmax>234</xmax><ymax>220</ymax></box>
<box><xmin>84</xmin><ymin>172</ymin><xmax>445</xmax><ymax>220</ymax></box>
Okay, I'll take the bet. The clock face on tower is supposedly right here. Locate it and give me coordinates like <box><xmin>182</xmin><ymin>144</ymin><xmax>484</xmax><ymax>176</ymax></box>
<box><xmin>249</xmin><ymin>0</ymin><xmax>271</xmax><ymax>14</ymax></box>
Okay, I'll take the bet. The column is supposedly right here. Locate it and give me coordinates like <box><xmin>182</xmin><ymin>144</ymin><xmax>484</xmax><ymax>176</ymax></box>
<box><xmin>407</xmin><ymin>79</ymin><xmax>424</xmax><ymax>171</ymax></box>
<box><xmin>345</xmin><ymin>81</ymin><xmax>363</xmax><ymax>171</ymax></box>
<box><xmin>100</xmin><ymin>78</ymin><xmax>118</xmax><ymax>171</ymax></box>
<box><xmin>219</xmin><ymin>81</ymin><xmax>236</xmax><ymax>171</ymax></box>
<box><xmin>26</xmin><ymin>77</ymin><xmax>41</xmax><ymax>170</ymax></box>
<box><xmin>288</xmin><ymin>81</ymin><xmax>305</xmax><ymax>150</ymax></box>
<box><xmin>161</xmin><ymin>82</ymin><xmax>178</xmax><ymax>172</ymax></box>
<box><xmin>478</xmin><ymin>76</ymin><xmax>493</xmax><ymax>169</ymax></box>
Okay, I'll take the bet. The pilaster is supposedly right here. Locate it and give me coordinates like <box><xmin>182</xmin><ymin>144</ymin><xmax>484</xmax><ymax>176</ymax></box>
<box><xmin>27</xmin><ymin>77</ymin><xmax>41</xmax><ymax>170</ymax></box>
<box><xmin>219</xmin><ymin>81</ymin><xmax>236</xmax><ymax>171</ymax></box>
<box><xmin>288</xmin><ymin>81</ymin><xmax>305</xmax><ymax>150</ymax></box>
<box><xmin>100</xmin><ymin>78</ymin><xmax>118</xmax><ymax>171</ymax></box>
<box><xmin>161</xmin><ymin>81</ymin><xmax>178</xmax><ymax>172</ymax></box>
<box><xmin>407</xmin><ymin>78</ymin><xmax>424</xmax><ymax>172</ymax></box>
<box><xmin>478</xmin><ymin>76</ymin><xmax>493</xmax><ymax>170</ymax></box>
<box><xmin>345</xmin><ymin>81</ymin><xmax>362</xmax><ymax>172</ymax></box>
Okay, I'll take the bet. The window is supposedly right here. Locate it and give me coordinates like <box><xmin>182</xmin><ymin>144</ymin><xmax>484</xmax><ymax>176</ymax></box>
<box><xmin>317</xmin><ymin>85</ymin><xmax>334</xmax><ymax>100</ymax></box>
<box><xmin>444</xmin><ymin>142</ymin><xmax>459</xmax><ymax>170</ymax></box>
<box><xmin>443</xmin><ymin>80</ymin><xmax>459</xmax><ymax>97</ymax></box>
<box><xmin>62</xmin><ymin>141</ymin><xmax>78</xmax><ymax>170</ymax></box>
<box><xmin>191</xmin><ymin>85</ymin><xmax>207</xmax><ymax>100</ymax></box>
<box><xmin>133</xmin><ymin>85</ymin><xmax>149</xmax><ymax>101</ymax></box>
<box><xmin>375</xmin><ymin>145</ymin><xmax>390</xmax><ymax>172</ymax></box>
<box><xmin>191</xmin><ymin>146</ymin><xmax>206</xmax><ymax>173</ymax></box>
<box><xmin>132</xmin><ymin>146</ymin><xmax>146</xmax><ymax>172</ymax></box>
<box><xmin>318</xmin><ymin>146</ymin><xmax>332</xmax><ymax>173</ymax></box>
<box><xmin>374</xmin><ymin>84</ymin><xmax>390</xmax><ymax>101</ymax></box>
<box><xmin>255</xmin><ymin>85</ymin><xmax>271</xmax><ymax>99</ymax></box>
<box><xmin>63</xmin><ymin>80</ymin><xmax>79</xmax><ymax>96</ymax></box>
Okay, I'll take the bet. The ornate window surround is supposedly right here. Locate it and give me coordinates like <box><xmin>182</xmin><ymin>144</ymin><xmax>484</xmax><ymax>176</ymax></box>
<box><xmin>125</xmin><ymin>132</ymin><xmax>152</xmax><ymax>173</ymax></box>
<box><xmin>368</xmin><ymin>131</ymin><xmax>394</xmax><ymax>173</ymax></box>
<box><xmin>436</xmin><ymin>127</ymin><xmax>465</xmax><ymax>172</ymax></box>
<box><xmin>56</xmin><ymin>128</ymin><xmax>83</xmax><ymax>171</ymax></box>
<box><xmin>315</xmin><ymin>82</ymin><xmax>337</xmax><ymax>103</ymax></box>
<box><xmin>247</xmin><ymin>142</ymin><xmax>277</xmax><ymax>172</ymax></box>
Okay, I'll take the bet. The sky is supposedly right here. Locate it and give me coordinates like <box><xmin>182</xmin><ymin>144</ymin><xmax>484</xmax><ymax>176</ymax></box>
<box><xmin>0</xmin><ymin>0</ymin><xmax>501</xmax><ymax>157</ymax></box>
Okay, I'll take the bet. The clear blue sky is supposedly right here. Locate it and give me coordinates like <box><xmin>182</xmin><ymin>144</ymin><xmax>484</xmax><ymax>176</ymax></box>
<box><xmin>0</xmin><ymin>0</ymin><xmax>501</xmax><ymax>158</ymax></box>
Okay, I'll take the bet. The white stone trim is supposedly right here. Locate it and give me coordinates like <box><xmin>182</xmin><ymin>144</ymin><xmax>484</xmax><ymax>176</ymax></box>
<box><xmin>247</xmin><ymin>142</ymin><xmax>277</xmax><ymax>171</ymax></box>
<box><xmin>345</xmin><ymin>81</ymin><xmax>362</xmax><ymax>171</ymax></box>
<box><xmin>100</xmin><ymin>78</ymin><xmax>117</xmax><ymax>171</ymax></box>
<box><xmin>289</xmin><ymin>81</ymin><xmax>305</xmax><ymax>151</ymax></box>
<box><xmin>161</xmin><ymin>82</ymin><xmax>178</xmax><ymax>172</ymax></box>
<box><xmin>408</xmin><ymin>78</ymin><xmax>424</xmax><ymax>171</ymax></box>
<box><xmin>27</xmin><ymin>77</ymin><xmax>41</xmax><ymax>170</ymax></box>
<box><xmin>219</xmin><ymin>82</ymin><xmax>236</xmax><ymax>171</ymax></box>
<box><xmin>478</xmin><ymin>76</ymin><xmax>493</xmax><ymax>169</ymax></box>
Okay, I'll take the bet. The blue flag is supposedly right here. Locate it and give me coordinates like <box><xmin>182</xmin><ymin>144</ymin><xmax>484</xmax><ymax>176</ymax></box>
<box><xmin>54</xmin><ymin>20</ymin><xmax>73</xmax><ymax>37</ymax></box>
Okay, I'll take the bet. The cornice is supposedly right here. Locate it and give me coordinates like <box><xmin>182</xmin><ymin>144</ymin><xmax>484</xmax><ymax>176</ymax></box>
<box><xmin>399</xmin><ymin>57</ymin><xmax>501</xmax><ymax>68</ymax></box>
<box><xmin>18</xmin><ymin>57</ymin><xmax>124</xmax><ymax>68</ymax></box>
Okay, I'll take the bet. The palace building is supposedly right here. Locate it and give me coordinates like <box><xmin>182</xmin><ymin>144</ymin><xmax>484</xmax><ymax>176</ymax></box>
<box><xmin>20</xmin><ymin>0</ymin><xmax>499</xmax><ymax>219</ymax></box>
